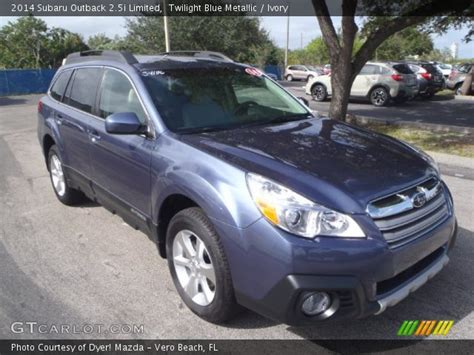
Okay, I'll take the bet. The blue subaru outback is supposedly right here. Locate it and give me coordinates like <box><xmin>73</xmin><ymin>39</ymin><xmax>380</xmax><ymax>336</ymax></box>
<box><xmin>38</xmin><ymin>50</ymin><xmax>457</xmax><ymax>325</ymax></box>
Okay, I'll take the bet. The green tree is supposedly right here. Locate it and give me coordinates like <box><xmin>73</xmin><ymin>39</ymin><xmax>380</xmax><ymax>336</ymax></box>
<box><xmin>375</xmin><ymin>27</ymin><xmax>433</xmax><ymax>60</ymax></box>
<box><xmin>0</xmin><ymin>16</ymin><xmax>88</xmax><ymax>69</ymax></box>
<box><xmin>123</xmin><ymin>16</ymin><xmax>279</xmax><ymax>64</ymax></box>
<box><xmin>0</xmin><ymin>17</ymin><xmax>48</xmax><ymax>68</ymax></box>
<box><xmin>312</xmin><ymin>0</ymin><xmax>473</xmax><ymax>121</ymax></box>
<box><xmin>88</xmin><ymin>33</ymin><xmax>114</xmax><ymax>50</ymax></box>
<box><xmin>46</xmin><ymin>28</ymin><xmax>88</xmax><ymax>68</ymax></box>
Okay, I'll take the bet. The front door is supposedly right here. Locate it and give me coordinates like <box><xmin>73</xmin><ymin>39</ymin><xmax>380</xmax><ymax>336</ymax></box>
<box><xmin>88</xmin><ymin>68</ymin><xmax>155</xmax><ymax>227</ymax></box>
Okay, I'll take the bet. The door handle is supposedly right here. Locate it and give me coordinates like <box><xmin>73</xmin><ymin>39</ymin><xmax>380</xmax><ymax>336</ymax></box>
<box><xmin>89</xmin><ymin>130</ymin><xmax>101</xmax><ymax>143</ymax></box>
<box><xmin>55</xmin><ymin>114</ymin><xmax>63</xmax><ymax>125</ymax></box>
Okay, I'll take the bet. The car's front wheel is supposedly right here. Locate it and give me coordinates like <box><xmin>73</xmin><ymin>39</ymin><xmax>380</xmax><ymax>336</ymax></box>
<box><xmin>166</xmin><ymin>207</ymin><xmax>239</xmax><ymax>323</ymax></box>
<box><xmin>311</xmin><ymin>84</ymin><xmax>328</xmax><ymax>102</ymax></box>
<box><xmin>48</xmin><ymin>145</ymin><xmax>84</xmax><ymax>205</ymax></box>
<box><xmin>370</xmin><ymin>87</ymin><xmax>389</xmax><ymax>106</ymax></box>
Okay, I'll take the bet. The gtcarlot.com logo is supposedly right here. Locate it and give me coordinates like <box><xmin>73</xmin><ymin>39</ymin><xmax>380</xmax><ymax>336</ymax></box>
<box><xmin>397</xmin><ymin>320</ymin><xmax>454</xmax><ymax>336</ymax></box>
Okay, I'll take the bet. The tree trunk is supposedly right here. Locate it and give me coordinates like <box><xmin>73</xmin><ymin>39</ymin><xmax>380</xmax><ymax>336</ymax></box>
<box><xmin>329</xmin><ymin>61</ymin><xmax>355</xmax><ymax>120</ymax></box>
<box><xmin>460</xmin><ymin>67</ymin><xmax>473</xmax><ymax>96</ymax></box>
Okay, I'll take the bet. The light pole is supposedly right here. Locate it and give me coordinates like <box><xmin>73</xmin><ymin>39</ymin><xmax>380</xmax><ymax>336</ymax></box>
<box><xmin>284</xmin><ymin>15</ymin><xmax>290</xmax><ymax>68</ymax></box>
<box><xmin>163</xmin><ymin>0</ymin><xmax>170</xmax><ymax>51</ymax></box>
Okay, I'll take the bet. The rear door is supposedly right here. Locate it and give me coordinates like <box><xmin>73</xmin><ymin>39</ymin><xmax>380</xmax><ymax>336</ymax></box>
<box><xmin>58</xmin><ymin>67</ymin><xmax>102</xmax><ymax>191</ymax></box>
<box><xmin>88</xmin><ymin>67</ymin><xmax>155</xmax><ymax>224</ymax></box>
<box><xmin>352</xmin><ymin>64</ymin><xmax>378</xmax><ymax>96</ymax></box>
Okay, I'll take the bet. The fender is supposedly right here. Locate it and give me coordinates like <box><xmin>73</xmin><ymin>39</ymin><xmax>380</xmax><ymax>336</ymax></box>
<box><xmin>150</xmin><ymin>137</ymin><xmax>262</xmax><ymax>229</ymax></box>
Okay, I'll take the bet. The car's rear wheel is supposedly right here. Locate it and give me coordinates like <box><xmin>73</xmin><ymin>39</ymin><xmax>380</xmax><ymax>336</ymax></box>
<box><xmin>307</xmin><ymin>75</ymin><xmax>314</xmax><ymax>82</ymax></box>
<box><xmin>370</xmin><ymin>87</ymin><xmax>389</xmax><ymax>106</ymax></box>
<box><xmin>166</xmin><ymin>207</ymin><xmax>239</xmax><ymax>323</ymax></box>
<box><xmin>286</xmin><ymin>74</ymin><xmax>293</xmax><ymax>82</ymax></box>
<box><xmin>311</xmin><ymin>84</ymin><xmax>328</xmax><ymax>102</ymax></box>
<box><xmin>455</xmin><ymin>83</ymin><xmax>463</xmax><ymax>96</ymax></box>
<box><xmin>48</xmin><ymin>145</ymin><xmax>84</xmax><ymax>205</ymax></box>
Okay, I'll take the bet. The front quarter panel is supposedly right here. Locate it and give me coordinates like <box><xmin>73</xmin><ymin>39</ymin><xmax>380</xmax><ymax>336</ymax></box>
<box><xmin>151</xmin><ymin>135</ymin><xmax>261</xmax><ymax>229</ymax></box>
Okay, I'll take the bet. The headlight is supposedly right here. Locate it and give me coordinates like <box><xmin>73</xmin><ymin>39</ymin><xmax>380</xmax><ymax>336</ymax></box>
<box><xmin>246</xmin><ymin>173</ymin><xmax>365</xmax><ymax>239</ymax></box>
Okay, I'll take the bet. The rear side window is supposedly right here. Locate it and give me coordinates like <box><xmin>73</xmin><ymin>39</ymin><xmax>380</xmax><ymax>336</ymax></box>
<box><xmin>420</xmin><ymin>64</ymin><xmax>438</xmax><ymax>73</ymax></box>
<box><xmin>98</xmin><ymin>69</ymin><xmax>147</xmax><ymax>124</ymax></box>
<box><xmin>50</xmin><ymin>71</ymin><xmax>72</xmax><ymax>102</ymax></box>
<box><xmin>360</xmin><ymin>65</ymin><xmax>377</xmax><ymax>75</ymax></box>
<box><xmin>392</xmin><ymin>64</ymin><xmax>414</xmax><ymax>74</ymax></box>
<box><xmin>66</xmin><ymin>68</ymin><xmax>102</xmax><ymax>114</ymax></box>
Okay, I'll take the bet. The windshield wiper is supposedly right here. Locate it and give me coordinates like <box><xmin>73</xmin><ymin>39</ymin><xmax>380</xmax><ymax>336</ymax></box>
<box><xmin>265</xmin><ymin>114</ymin><xmax>313</xmax><ymax>125</ymax></box>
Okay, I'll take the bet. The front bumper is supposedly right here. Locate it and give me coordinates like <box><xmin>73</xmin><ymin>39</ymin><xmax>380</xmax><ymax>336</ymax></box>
<box><xmin>213</xmin><ymin>192</ymin><xmax>457</xmax><ymax>326</ymax></box>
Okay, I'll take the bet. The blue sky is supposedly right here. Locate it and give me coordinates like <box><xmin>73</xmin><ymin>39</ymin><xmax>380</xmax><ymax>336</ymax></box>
<box><xmin>1</xmin><ymin>16</ymin><xmax>473</xmax><ymax>58</ymax></box>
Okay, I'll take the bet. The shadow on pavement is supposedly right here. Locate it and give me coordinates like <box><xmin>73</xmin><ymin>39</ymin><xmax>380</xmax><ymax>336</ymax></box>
<box><xmin>0</xmin><ymin>96</ymin><xmax>30</xmax><ymax>106</ymax></box>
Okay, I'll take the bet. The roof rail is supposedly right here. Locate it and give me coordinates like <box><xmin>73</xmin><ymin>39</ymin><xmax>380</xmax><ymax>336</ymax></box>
<box><xmin>64</xmin><ymin>50</ymin><xmax>138</xmax><ymax>65</ymax></box>
<box><xmin>157</xmin><ymin>51</ymin><xmax>233</xmax><ymax>62</ymax></box>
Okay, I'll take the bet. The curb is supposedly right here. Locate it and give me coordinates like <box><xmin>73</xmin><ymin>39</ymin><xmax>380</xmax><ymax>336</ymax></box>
<box><xmin>345</xmin><ymin>114</ymin><xmax>474</xmax><ymax>135</ymax></box>
<box><xmin>427</xmin><ymin>151</ymin><xmax>474</xmax><ymax>171</ymax></box>
<box><xmin>454</xmin><ymin>95</ymin><xmax>474</xmax><ymax>101</ymax></box>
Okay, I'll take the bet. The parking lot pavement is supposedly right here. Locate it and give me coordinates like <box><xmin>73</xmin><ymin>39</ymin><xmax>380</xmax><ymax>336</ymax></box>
<box><xmin>281</xmin><ymin>83</ymin><xmax>474</xmax><ymax>130</ymax></box>
<box><xmin>0</xmin><ymin>97</ymin><xmax>473</xmax><ymax>344</ymax></box>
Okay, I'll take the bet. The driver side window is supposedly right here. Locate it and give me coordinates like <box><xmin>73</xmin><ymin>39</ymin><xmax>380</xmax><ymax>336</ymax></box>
<box><xmin>99</xmin><ymin>69</ymin><xmax>147</xmax><ymax>124</ymax></box>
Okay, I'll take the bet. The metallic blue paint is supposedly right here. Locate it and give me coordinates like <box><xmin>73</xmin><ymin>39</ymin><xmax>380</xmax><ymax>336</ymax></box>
<box><xmin>37</xmin><ymin>57</ymin><xmax>457</xmax><ymax>323</ymax></box>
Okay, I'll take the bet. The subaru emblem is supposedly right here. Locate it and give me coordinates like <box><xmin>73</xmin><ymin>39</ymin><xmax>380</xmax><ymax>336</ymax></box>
<box><xmin>412</xmin><ymin>192</ymin><xmax>427</xmax><ymax>208</ymax></box>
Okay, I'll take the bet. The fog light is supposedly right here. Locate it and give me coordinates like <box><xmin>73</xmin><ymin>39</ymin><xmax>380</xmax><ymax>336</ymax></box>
<box><xmin>301</xmin><ymin>292</ymin><xmax>331</xmax><ymax>316</ymax></box>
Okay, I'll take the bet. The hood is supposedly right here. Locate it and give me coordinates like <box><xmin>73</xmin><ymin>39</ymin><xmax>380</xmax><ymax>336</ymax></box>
<box><xmin>179</xmin><ymin>118</ymin><xmax>436</xmax><ymax>213</ymax></box>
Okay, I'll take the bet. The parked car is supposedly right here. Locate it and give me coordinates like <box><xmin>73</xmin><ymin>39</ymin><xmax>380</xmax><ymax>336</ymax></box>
<box><xmin>284</xmin><ymin>65</ymin><xmax>320</xmax><ymax>82</ymax></box>
<box><xmin>446</xmin><ymin>63</ymin><xmax>474</xmax><ymax>95</ymax></box>
<box><xmin>306</xmin><ymin>62</ymin><xmax>418</xmax><ymax>106</ymax></box>
<box><xmin>38</xmin><ymin>50</ymin><xmax>456</xmax><ymax>325</ymax></box>
<box><xmin>435</xmin><ymin>63</ymin><xmax>452</xmax><ymax>78</ymax></box>
<box><xmin>406</xmin><ymin>62</ymin><xmax>444</xmax><ymax>99</ymax></box>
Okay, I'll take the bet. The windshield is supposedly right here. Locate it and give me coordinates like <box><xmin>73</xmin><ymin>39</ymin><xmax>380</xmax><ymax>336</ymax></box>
<box><xmin>141</xmin><ymin>66</ymin><xmax>309</xmax><ymax>133</ymax></box>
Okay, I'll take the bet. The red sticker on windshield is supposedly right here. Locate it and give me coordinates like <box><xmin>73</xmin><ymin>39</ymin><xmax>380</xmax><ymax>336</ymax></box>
<box><xmin>245</xmin><ymin>67</ymin><xmax>263</xmax><ymax>77</ymax></box>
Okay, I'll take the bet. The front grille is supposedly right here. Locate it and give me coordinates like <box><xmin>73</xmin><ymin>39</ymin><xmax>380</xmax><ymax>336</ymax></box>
<box><xmin>367</xmin><ymin>177</ymin><xmax>449</xmax><ymax>249</ymax></box>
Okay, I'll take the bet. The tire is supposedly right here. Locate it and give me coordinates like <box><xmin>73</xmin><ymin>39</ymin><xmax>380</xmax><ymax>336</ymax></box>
<box><xmin>420</xmin><ymin>92</ymin><xmax>435</xmax><ymax>100</ymax></box>
<box><xmin>286</xmin><ymin>74</ymin><xmax>293</xmax><ymax>82</ymax></box>
<box><xmin>455</xmin><ymin>83</ymin><xmax>463</xmax><ymax>96</ymax></box>
<box><xmin>311</xmin><ymin>84</ymin><xmax>328</xmax><ymax>102</ymax></box>
<box><xmin>166</xmin><ymin>207</ymin><xmax>239</xmax><ymax>323</ymax></box>
<box><xmin>370</xmin><ymin>87</ymin><xmax>389</xmax><ymax>106</ymax></box>
<box><xmin>48</xmin><ymin>145</ymin><xmax>84</xmax><ymax>206</ymax></box>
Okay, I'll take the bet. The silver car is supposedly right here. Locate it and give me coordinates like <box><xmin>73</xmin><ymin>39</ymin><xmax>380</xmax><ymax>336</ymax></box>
<box><xmin>285</xmin><ymin>65</ymin><xmax>321</xmax><ymax>82</ymax></box>
<box><xmin>306</xmin><ymin>62</ymin><xmax>418</xmax><ymax>106</ymax></box>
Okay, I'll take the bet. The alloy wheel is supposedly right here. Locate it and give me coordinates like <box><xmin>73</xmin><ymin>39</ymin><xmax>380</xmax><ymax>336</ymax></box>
<box><xmin>50</xmin><ymin>154</ymin><xmax>66</xmax><ymax>197</ymax></box>
<box><xmin>371</xmin><ymin>88</ymin><xmax>388</xmax><ymax>106</ymax></box>
<box><xmin>172</xmin><ymin>230</ymin><xmax>216</xmax><ymax>306</ymax></box>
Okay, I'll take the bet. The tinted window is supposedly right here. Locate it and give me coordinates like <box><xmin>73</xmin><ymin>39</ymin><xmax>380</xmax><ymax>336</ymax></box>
<box><xmin>393</xmin><ymin>64</ymin><xmax>413</xmax><ymax>74</ymax></box>
<box><xmin>67</xmin><ymin>68</ymin><xmax>102</xmax><ymax>114</ymax></box>
<box><xmin>50</xmin><ymin>71</ymin><xmax>72</xmax><ymax>101</ymax></box>
<box><xmin>420</xmin><ymin>64</ymin><xmax>439</xmax><ymax>73</ymax></box>
<box><xmin>98</xmin><ymin>69</ymin><xmax>147</xmax><ymax>124</ymax></box>
<box><xmin>458</xmin><ymin>64</ymin><xmax>472</xmax><ymax>73</ymax></box>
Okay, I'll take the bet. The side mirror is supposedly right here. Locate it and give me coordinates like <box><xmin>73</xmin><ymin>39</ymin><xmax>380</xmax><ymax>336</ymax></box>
<box><xmin>298</xmin><ymin>97</ymin><xmax>309</xmax><ymax>106</ymax></box>
<box><xmin>105</xmin><ymin>112</ymin><xmax>146</xmax><ymax>135</ymax></box>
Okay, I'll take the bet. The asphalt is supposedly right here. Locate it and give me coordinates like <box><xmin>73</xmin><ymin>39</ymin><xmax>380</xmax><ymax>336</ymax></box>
<box><xmin>282</xmin><ymin>82</ymin><xmax>474</xmax><ymax>130</ymax></box>
<box><xmin>0</xmin><ymin>96</ymin><xmax>473</xmax><ymax>345</ymax></box>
